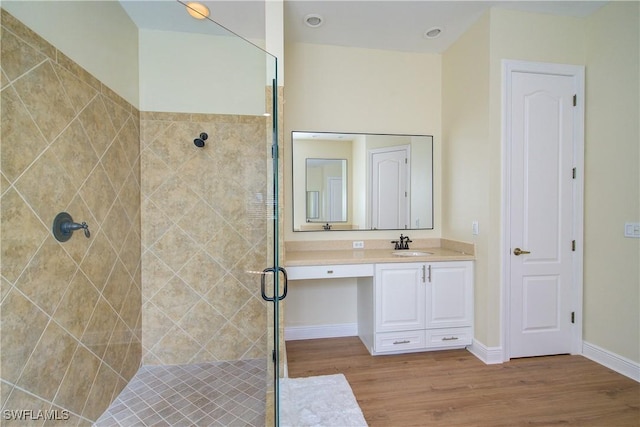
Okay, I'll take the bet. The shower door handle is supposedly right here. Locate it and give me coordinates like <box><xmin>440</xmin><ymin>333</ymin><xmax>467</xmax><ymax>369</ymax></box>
<box><xmin>260</xmin><ymin>267</ymin><xmax>288</xmax><ymax>301</ymax></box>
<box><xmin>275</xmin><ymin>267</ymin><xmax>288</xmax><ymax>301</ymax></box>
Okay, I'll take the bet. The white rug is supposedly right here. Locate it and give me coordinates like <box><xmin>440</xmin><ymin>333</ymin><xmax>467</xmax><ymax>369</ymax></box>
<box><xmin>280</xmin><ymin>374</ymin><xmax>368</xmax><ymax>427</ymax></box>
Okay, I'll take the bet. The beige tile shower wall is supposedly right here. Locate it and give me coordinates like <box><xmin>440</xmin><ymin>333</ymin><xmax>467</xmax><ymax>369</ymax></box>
<box><xmin>0</xmin><ymin>9</ymin><xmax>141</xmax><ymax>425</ymax></box>
<box><xmin>140</xmin><ymin>112</ymin><xmax>270</xmax><ymax>365</ymax></box>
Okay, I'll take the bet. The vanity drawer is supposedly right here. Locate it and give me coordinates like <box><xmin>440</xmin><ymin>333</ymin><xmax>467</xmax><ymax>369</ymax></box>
<box><xmin>425</xmin><ymin>327</ymin><xmax>472</xmax><ymax>347</ymax></box>
<box><xmin>375</xmin><ymin>330</ymin><xmax>425</xmax><ymax>353</ymax></box>
<box><xmin>287</xmin><ymin>264</ymin><xmax>374</xmax><ymax>280</ymax></box>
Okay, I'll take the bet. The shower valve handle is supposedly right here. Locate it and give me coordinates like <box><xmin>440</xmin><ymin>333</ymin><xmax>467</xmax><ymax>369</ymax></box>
<box><xmin>53</xmin><ymin>212</ymin><xmax>90</xmax><ymax>242</ymax></box>
<box><xmin>62</xmin><ymin>220</ymin><xmax>90</xmax><ymax>238</ymax></box>
<box><xmin>81</xmin><ymin>222</ymin><xmax>91</xmax><ymax>238</ymax></box>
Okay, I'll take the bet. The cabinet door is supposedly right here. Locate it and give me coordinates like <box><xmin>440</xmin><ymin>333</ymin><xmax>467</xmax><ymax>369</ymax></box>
<box><xmin>375</xmin><ymin>263</ymin><xmax>426</xmax><ymax>332</ymax></box>
<box><xmin>426</xmin><ymin>261</ymin><xmax>473</xmax><ymax>328</ymax></box>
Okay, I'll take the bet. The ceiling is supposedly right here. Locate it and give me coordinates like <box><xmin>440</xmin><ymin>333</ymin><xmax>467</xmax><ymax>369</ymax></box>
<box><xmin>120</xmin><ymin>0</ymin><xmax>608</xmax><ymax>54</ymax></box>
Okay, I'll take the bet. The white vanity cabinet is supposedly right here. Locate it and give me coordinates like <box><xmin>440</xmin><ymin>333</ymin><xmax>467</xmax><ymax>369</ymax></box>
<box><xmin>424</xmin><ymin>261</ymin><xmax>474</xmax><ymax>348</ymax></box>
<box><xmin>373</xmin><ymin>263</ymin><xmax>427</xmax><ymax>352</ymax></box>
<box><xmin>359</xmin><ymin>260</ymin><xmax>473</xmax><ymax>355</ymax></box>
<box><xmin>375</xmin><ymin>263</ymin><xmax>426</xmax><ymax>332</ymax></box>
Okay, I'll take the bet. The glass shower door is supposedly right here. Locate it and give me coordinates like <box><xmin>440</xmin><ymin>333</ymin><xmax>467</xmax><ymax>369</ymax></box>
<box><xmin>133</xmin><ymin>1</ymin><xmax>283</xmax><ymax>425</ymax></box>
<box><xmin>262</xmin><ymin>56</ymin><xmax>285</xmax><ymax>427</ymax></box>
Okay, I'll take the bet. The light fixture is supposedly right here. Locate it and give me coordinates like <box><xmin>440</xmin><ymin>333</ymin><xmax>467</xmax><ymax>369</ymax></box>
<box><xmin>423</xmin><ymin>26</ymin><xmax>443</xmax><ymax>39</ymax></box>
<box><xmin>304</xmin><ymin>14</ymin><xmax>323</xmax><ymax>28</ymax></box>
<box><xmin>186</xmin><ymin>2</ymin><xmax>210</xmax><ymax>20</ymax></box>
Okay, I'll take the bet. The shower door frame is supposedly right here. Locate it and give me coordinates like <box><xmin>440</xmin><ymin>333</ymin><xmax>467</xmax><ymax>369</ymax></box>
<box><xmin>262</xmin><ymin>68</ymin><xmax>287</xmax><ymax>426</ymax></box>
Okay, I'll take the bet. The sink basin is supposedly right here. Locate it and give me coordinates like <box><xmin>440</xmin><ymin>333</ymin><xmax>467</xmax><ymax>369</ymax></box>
<box><xmin>392</xmin><ymin>250</ymin><xmax>433</xmax><ymax>257</ymax></box>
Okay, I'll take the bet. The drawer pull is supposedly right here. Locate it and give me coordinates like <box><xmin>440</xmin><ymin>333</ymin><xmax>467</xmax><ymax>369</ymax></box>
<box><xmin>442</xmin><ymin>336</ymin><xmax>459</xmax><ymax>341</ymax></box>
<box><xmin>327</xmin><ymin>270</ymin><xmax>334</xmax><ymax>274</ymax></box>
<box><xmin>393</xmin><ymin>340</ymin><xmax>411</xmax><ymax>345</ymax></box>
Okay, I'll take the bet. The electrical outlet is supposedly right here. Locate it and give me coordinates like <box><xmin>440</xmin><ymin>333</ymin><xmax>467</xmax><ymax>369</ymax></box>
<box><xmin>353</xmin><ymin>241</ymin><xmax>365</xmax><ymax>249</ymax></box>
<box><xmin>624</xmin><ymin>222</ymin><xmax>640</xmax><ymax>238</ymax></box>
<box><xmin>472</xmin><ymin>221</ymin><xmax>479</xmax><ymax>235</ymax></box>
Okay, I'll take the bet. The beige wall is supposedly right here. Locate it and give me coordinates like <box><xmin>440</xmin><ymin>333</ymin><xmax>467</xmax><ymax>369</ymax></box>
<box><xmin>583</xmin><ymin>2</ymin><xmax>639</xmax><ymax>362</ymax></box>
<box><xmin>442</xmin><ymin>12</ymin><xmax>492</xmax><ymax>344</ymax></box>
<box><xmin>139</xmin><ymin>29</ymin><xmax>271</xmax><ymax>115</ymax></box>
<box><xmin>266</xmin><ymin>0</ymin><xmax>284</xmax><ymax>85</ymax></box>
<box><xmin>443</xmin><ymin>4</ymin><xmax>639</xmax><ymax>362</ymax></box>
<box><xmin>1</xmin><ymin>0</ymin><xmax>139</xmax><ymax>108</ymax></box>
<box><xmin>1</xmin><ymin>9</ymin><xmax>141</xmax><ymax>423</ymax></box>
<box><xmin>284</xmin><ymin>42</ymin><xmax>442</xmax><ymax>243</ymax></box>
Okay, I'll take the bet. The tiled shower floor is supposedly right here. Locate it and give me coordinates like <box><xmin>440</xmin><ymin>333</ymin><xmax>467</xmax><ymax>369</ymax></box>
<box><xmin>94</xmin><ymin>359</ymin><xmax>266</xmax><ymax>426</ymax></box>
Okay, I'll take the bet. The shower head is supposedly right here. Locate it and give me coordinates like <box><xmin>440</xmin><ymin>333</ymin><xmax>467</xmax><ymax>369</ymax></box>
<box><xmin>194</xmin><ymin>132</ymin><xmax>208</xmax><ymax>147</ymax></box>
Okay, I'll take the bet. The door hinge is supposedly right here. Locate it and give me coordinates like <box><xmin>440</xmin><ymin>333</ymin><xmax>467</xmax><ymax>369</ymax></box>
<box><xmin>571</xmin><ymin>312</ymin><xmax>575</xmax><ymax>324</ymax></box>
<box><xmin>571</xmin><ymin>240</ymin><xmax>576</xmax><ymax>251</ymax></box>
<box><xmin>573</xmin><ymin>94</ymin><xmax>577</xmax><ymax>106</ymax></box>
<box><xmin>405</xmin><ymin>158</ymin><xmax>408</xmax><ymax>164</ymax></box>
<box><xmin>572</xmin><ymin>167</ymin><xmax>576</xmax><ymax>179</ymax></box>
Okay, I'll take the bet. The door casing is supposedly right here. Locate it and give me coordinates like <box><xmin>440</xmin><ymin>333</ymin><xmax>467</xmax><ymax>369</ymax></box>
<box><xmin>501</xmin><ymin>59</ymin><xmax>585</xmax><ymax>361</ymax></box>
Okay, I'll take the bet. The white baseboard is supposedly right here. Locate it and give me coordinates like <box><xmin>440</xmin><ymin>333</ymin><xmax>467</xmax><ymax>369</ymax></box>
<box><xmin>468</xmin><ymin>339</ymin><xmax>640</xmax><ymax>382</ymax></box>
<box><xmin>285</xmin><ymin>323</ymin><xmax>358</xmax><ymax>341</ymax></box>
<box><xmin>582</xmin><ymin>341</ymin><xmax>640</xmax><ymax>382</ymax></box>
<box><xmin>467</xmin><ymin>339</ymin><xmax>504</xmax><ymax>364</ymax></box>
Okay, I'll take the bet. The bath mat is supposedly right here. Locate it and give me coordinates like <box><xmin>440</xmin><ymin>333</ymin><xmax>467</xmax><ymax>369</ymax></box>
<box><xmin>280</xmin><ymin>374</ymin><xmax>368</xmax><ymax>427</ymax></box>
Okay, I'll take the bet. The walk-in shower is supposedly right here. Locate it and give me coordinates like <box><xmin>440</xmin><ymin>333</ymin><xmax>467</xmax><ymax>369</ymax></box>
<box><xmin>0</xmin><ymin>0</ymin><xmax>282</xmax><ymax>425</ymax></box>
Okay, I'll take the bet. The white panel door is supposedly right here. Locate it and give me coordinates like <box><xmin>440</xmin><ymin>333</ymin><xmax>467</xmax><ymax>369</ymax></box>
<box><xmin>371</xmin><ymin>147</ymin><xmax>409</xmax><ymax>229</ymax></box>
<box><xmin>509</xmin><ymin>70</ymin><xmax>576</xmax><ymax>358</ymax></box>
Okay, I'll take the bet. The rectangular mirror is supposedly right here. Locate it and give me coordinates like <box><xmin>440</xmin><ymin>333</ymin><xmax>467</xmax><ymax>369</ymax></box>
<box><xmin>293</xmin><ymin>131</ymin><xmax>434</xmax><ymax>231</ymax></box>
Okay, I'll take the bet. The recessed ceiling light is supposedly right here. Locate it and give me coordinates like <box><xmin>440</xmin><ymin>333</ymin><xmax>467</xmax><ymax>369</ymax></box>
<box><xmin>186</xmin><ymin>2</ymin><xmax>210</xmax><ymax>20</ymax></box>
<box><xmin>304</xmin><ymin>14</ymin><xmax>324</xmax><ymax>28</ymax></box>
<box><xmin>423</xmin><ymin>26</ymin><xmax>443</xmax><ymax>39</ymax></box>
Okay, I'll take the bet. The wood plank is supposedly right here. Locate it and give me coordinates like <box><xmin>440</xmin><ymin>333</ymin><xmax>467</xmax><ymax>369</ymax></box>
<box><xmin>286</xmin><ymin>337</ymin><xmax>640</xmax><ymax>426</ymax></box>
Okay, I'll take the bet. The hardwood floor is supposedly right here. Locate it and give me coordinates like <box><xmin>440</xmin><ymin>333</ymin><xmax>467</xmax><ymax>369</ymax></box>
<box><xmin>285</xmin><ymin>337</ymin><xmax>640</xmax><ymax>426</ymax></box>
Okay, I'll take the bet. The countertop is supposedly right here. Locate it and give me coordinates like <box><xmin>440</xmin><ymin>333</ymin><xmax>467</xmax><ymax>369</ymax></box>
<box><xmin>284</xmin><ymin>238</ymin><xmax>475</xmax><ymax>267</ymax></box>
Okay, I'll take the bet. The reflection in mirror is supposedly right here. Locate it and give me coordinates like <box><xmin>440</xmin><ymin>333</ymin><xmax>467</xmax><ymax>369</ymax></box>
<box><xmin>293</xmin><ymin>132</ymin><xmax>434</xmax><ymax>231</ymax></box>
<box><xmin>306</xmin><ymin>191</ymin><xmax>319</xmax><ymax>219</ymax></box>
<box><xmin>305</xmin><ymin>159</ymin><xmax>348</xmax><ymax>223</ymax></box>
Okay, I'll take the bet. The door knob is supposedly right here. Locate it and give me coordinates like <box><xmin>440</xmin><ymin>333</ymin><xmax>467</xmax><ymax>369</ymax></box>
<box><xmin>513</xmin><ymin>247</ymin><xmax>531</xmax><ymax>256</ymax></box>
